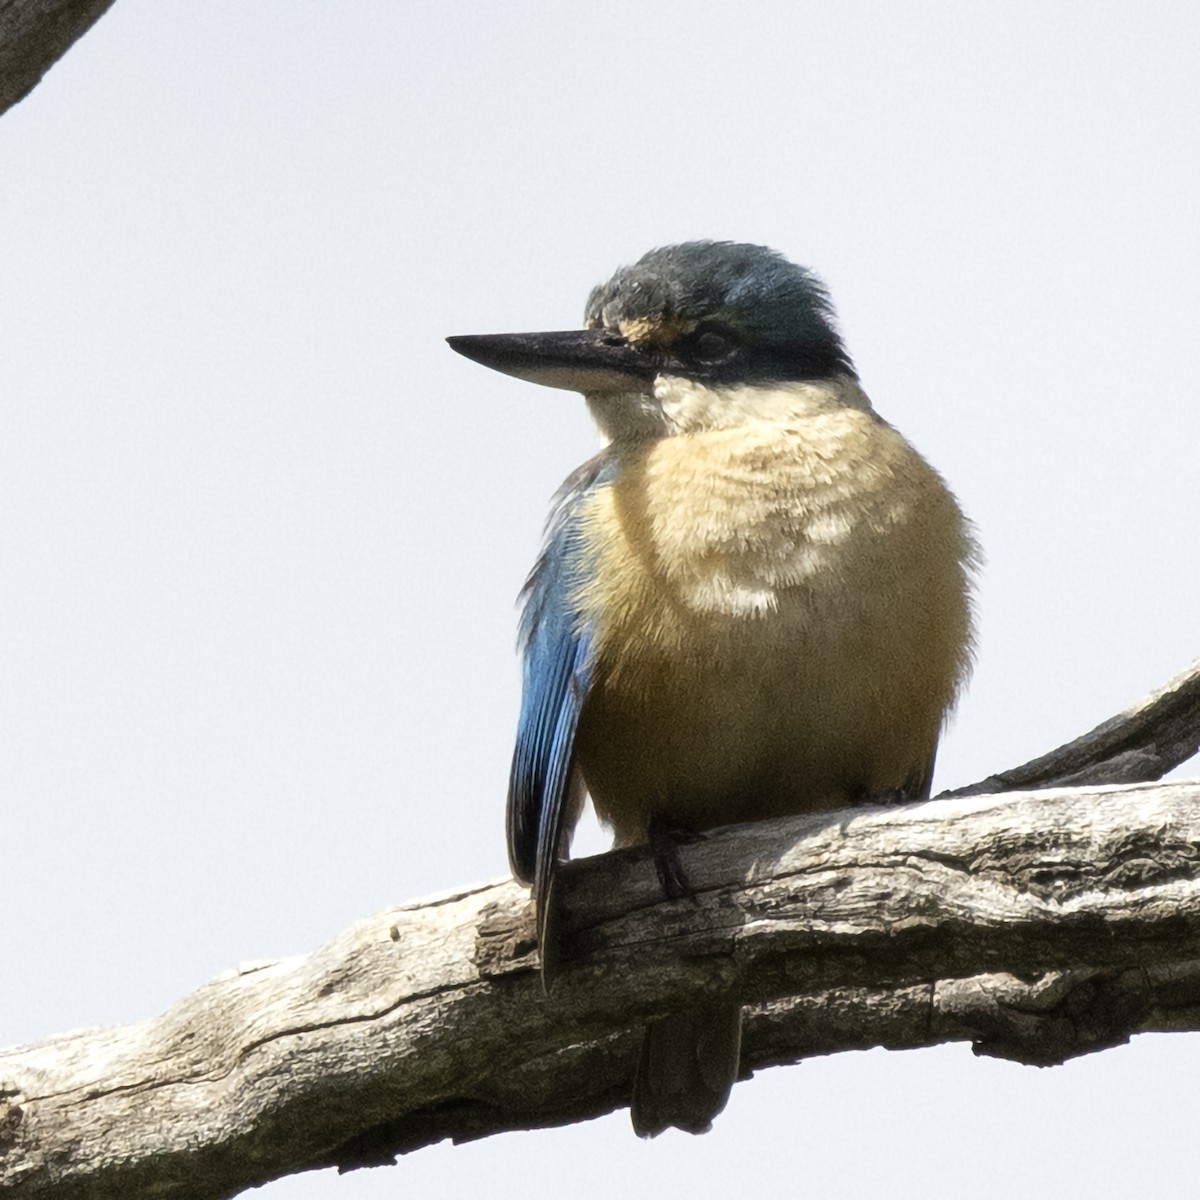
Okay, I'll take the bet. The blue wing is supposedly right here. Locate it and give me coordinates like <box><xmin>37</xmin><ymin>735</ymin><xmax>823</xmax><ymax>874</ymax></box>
<box><xmin>508</xmin><ymin>452</ymin><xmax>614</xmax><ymax>968</ymax></box>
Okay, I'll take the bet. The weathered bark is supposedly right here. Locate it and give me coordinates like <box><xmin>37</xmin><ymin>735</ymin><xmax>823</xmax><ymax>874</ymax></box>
<box><xmin>1</xmin><ymin>661</ymin><xmax>1196</xmax><ymax>1195</ymax></box>
<box><xmin>4</xmin><ymin>777</ymin><xmax>1200</xmax><ymax>1199</ymax></box>
<box><xmin>0</xmin><ymin>0</ymin><xmax>116</xmax><ymax>116</ymax></box>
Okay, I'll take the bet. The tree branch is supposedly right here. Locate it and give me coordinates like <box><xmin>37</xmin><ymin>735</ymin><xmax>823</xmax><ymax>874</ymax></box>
<box><xmin>4</xmin><ymin>775</ymin><xmax>1200</xmax><ymax>1198</ymax></box>
<box><xmin>3</xmin><ymin>657</ymin><xmax>1198</xmax><ymax>1195</ymax></box>
<box><xmin>0</xmin><ymin>0</ymin><xmax>116</xmax><ymax>117</ymax></box>
<box><xmin>946</xmin><ymin>656</ymin><xmax>1200</xmax><ymax>795</ymax></box>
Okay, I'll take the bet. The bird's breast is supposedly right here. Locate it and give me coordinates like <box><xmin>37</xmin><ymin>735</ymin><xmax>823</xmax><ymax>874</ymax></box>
<box><xmin>572</xmin><ymin>408</ymin><xmax>976</xmax><ymax>842</ymax></box>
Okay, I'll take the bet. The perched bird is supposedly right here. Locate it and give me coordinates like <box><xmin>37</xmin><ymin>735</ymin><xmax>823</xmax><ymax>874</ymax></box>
<box><xmin>448</xmin><ymin>241</ymin><xmax>976</xmax><ymax>1137</ymax></box>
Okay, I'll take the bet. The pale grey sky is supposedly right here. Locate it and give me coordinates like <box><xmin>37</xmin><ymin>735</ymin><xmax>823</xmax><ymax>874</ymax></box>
<box><xmin>3</xmin><ymin>3</ymin><xmax>1199</xmax><ymax>1197</ymax></box>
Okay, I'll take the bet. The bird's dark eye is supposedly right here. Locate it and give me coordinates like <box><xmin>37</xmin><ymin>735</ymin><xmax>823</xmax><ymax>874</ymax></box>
<box><xmin>684</xmin><ymin>322</ymin><xmax>740</xmax><ymax>365</ymax></box>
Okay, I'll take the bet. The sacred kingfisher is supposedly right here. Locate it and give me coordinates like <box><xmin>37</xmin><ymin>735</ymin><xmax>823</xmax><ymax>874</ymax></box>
<box><xmin>448</xmin><ymin>241</ymin><xmax>976</xmax><ymax>1137</ymax></box>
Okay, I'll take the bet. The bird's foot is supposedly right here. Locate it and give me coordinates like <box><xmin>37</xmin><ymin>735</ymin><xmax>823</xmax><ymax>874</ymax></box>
<box><xmin>647</xmin><ymin>816</ymin><xmax>699</xmax><ymax>903</ymax></box>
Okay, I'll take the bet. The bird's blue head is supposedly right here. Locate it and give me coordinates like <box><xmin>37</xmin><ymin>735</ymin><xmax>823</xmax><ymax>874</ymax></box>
<box><xmin>447</xmin><ymin>241</ymin><xmax>855</xmax><ymax>399</ymax></box>
<box><xmin>584</xmin><ymin>241</ymin><xmax>854</xmax><ymax>384</ymax></box>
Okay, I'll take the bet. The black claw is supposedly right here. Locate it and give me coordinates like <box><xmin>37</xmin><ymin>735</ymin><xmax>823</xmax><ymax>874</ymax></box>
<box><xmin>648</xmin><ymin>816</ymin><xmax>698</xmax><ymax>903</ymax></box>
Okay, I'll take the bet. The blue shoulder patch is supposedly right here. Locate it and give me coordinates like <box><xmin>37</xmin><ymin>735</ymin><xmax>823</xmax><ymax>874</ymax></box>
<box><xmin>507</xmin><ymin>451</ymin><xmax>615</xmax><ymax>963</ymax></box>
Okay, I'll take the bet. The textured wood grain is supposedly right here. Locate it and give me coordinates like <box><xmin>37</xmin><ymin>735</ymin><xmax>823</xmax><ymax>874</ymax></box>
<box><xmin>4</xmin><ymin>779</ymin><xmax>1200</xmax><ymax>1198</ymax></box>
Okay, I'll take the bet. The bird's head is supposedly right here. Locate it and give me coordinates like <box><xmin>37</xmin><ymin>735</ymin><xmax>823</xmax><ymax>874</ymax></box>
<box><xmin>448</xmin><ymin>241</ymin><xmax>862</xmax><ymax>440</ymax></box>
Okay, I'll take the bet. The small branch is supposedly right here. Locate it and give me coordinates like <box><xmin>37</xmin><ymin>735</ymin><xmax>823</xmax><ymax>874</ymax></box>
<box><xmin>0</xmin><ymin>0</ymin><xmax>116</xmax><ymax>117</ymax></box>
<box><xmin>4</xmin><ymin>779</ymin><xmax>1200</xmax><ymax>1198</ymax></box>
<box><xmin>946</xmin><ymin>656</ymin><xmax>1200</xmax><ymax>795</ymax></box>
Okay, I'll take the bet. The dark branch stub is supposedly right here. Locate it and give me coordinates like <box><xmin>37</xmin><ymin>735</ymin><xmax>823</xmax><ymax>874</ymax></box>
<box><xmin>0</xmin><ymin>0</ymin><xmax>117</xmax><ymax>117</ymax></box>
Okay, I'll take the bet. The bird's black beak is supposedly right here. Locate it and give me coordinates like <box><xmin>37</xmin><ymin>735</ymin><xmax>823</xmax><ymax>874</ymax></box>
<box><xmin>446</xmin><ymin>329</ymin><xmax>654</xmax><ymax>393</ymax></box>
